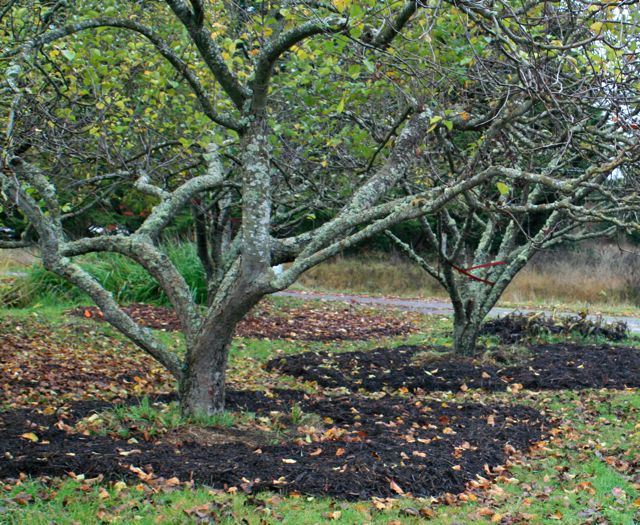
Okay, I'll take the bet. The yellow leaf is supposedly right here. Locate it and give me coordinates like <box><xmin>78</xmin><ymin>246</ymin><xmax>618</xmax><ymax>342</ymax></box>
<box><xmin>590</xmin><ymin>21</ymin><xmax>603</xmax><ymax>33</ymax></box>
<box><xmin>113</xmin><ymin>481</ymin><xmax>128</xmax><ymax>492</ymax></box>
<box><xmin>21</xmin><ymin>432</ymin><xmax>39</xmax><ymax>442</ymax></box>
<box><xmin>333</xmin><ymin>0</ymin><xmax>351</xmax><ymax>12</ymax></box>
<box><xmin>508</xmin><ymin>383</ymin><xmax>523</xmax><ymax>393</ymax></box>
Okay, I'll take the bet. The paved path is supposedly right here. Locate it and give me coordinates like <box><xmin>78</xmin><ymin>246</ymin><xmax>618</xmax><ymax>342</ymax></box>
<box><xmin>276</xmin><ymin>290</ymin><xmax>640</xmax><ymax>334</ymax></box>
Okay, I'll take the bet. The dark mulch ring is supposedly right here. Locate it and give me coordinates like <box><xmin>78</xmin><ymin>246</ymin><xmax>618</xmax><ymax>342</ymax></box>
<box><xmin>0</xmin><ymin>389</ymin><xmax>546</xmax><ymax>500</ymax></box>
<box><xmin>266</xmin><ymin>343</ymin><xmax>640</xmax><ymax>392</ymax></box>
<box><xmin>68</xmin><ymin>303</ymin><xmax>416</xmax><ymax>341</ymax></box>
<box><xmin>480</xmin><ymin>312</ymin><xmax>629</xmax><ymax>343</ymax></box>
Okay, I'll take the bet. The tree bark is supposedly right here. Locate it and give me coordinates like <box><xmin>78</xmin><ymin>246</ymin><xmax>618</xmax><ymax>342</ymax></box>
<box><xmin>452</xmin><ymin>306</ymin><xmax>482</xmax><ymax>356</ymax></box>
<box><xmin>179</xmin><ymin>268</ymin><xmax>268</xmax><ymax>415</ymax></box>
<box><xmin>179</xmin><ymin>322</ymin><xmax>235</xmax><ymax>416</ymax></box>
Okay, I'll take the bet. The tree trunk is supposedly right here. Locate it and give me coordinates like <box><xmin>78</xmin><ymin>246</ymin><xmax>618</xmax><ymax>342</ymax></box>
<box><xmin>452</xmin><ymin>308</ymin><xmax>482</xmax><ymax>356</ymax></box>
<box><xmin>178</xmin><ymin>269</ymin><xmax>268</xmax><ymax>416</ymax></box>
<box><xmin>179</xmin><ymin>321</ymin><xmax>235</xmax><ymax>416</ymax></box>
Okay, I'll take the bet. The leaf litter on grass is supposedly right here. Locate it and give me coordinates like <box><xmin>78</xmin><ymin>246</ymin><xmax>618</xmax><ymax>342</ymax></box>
<box><xmin>68</xmin><ymin>302</ymin><xmax>418</xmax><ymax>341</ymax></box>
<box><xmin>1</xmin><ymin>313</ymin><xmax>639</xmax><ymax>523</ymax></box>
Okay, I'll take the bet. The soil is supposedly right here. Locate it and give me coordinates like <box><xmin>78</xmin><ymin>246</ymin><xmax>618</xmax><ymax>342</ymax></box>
<box><xmin>0</xmin><ymin>389</ymin><xmax>545</xmax><ymax>499</ymax></box>
<box><xmin>69</xmin><ymin>303</ymin><xmax>416</xmax><ymax>341</ymax></box>
<box><xmin>266</xmin><ymin>343</ymin><xmax>640</xmax><ymax>392</ymax></box>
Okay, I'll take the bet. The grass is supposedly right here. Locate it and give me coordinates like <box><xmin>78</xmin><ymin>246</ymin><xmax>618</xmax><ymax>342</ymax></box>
<box><xmin>0</xmin><ymin>248</ymin><xmax>37</xmax><ymax>269</ymax></box>
<box><xmin>76</xmin><ymin>397</ymin><xmax>242</xmax><ymax>439</ymax></box>
<box><xmin>0</xmin><ymin>242</ymin><xmax>207</xmax><ymax>308</ymax></box>
<box><xmin>1</xmin><ymin>302</ymin><xmax>639</xmax><ymax>523</ymax></box>
<box><xmin>3</xmin><ymin>241</ymin><xmax>640</xmax><ymax>320</ymax></box>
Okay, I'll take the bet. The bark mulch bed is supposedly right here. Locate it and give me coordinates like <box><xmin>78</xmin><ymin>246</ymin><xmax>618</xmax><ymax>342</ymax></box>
<box><xmin>480</xmin><ymin>312</ymin><xmax>629</xmax><ymax>343</ymax></box>
<box><xmin>266</xmin><ymin>343</ymin><xmax>640</xmax><ymax>392</ymax></box>
<box><xmin>0</xmin><ymin>389</ymin><xmax>545</xmax><ymax>500</ymax></box>
<box><xmin>69</xmin><ymin>303</ymin><xmax>416</xmax><ymax>341</ymax></box>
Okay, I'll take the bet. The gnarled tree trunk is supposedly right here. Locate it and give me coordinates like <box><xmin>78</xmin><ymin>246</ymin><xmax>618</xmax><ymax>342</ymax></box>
<box><xmin>179</xmin><ymin>273</ymin><xmax>265</xmax><ymax>415</ymax></box>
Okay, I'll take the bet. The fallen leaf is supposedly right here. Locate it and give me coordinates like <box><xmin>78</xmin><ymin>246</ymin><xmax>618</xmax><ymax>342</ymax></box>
<box><xmin>389</xmin><ymin>480</ymin><xmax>404</xmax><ymax>495</ymax></box>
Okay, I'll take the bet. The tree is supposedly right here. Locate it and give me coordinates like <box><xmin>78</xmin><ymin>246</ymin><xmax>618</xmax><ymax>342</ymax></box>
<box><xmin>383</xmin><ymin>2</ymin><xmax>640</xmax><ymax>355</ymax></box>
<box><xmin>0</xmin><ymin>0</ymin><xmax>496</xmax><ymax>415</ymax></box>
<box><xmin>1</xmin><ymin>0</ymin><xmax>639</xmax><ymax>411</ymax></box>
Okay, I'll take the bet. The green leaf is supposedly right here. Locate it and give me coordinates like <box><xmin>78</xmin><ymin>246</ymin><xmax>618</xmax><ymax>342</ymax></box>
<box><xmin>333</xmin><ymin>0</ymin><xmax>351</xmax><ymax>13</ymax></box>
<box><xmin>590</xmin><ymin>21</ymin><xmax>603</xmax><ymax>33</ymax></box>
<box><xmin>61</xmin><ymin>49</ymin><xmax>76</xmax><ymax>62</ymax></box>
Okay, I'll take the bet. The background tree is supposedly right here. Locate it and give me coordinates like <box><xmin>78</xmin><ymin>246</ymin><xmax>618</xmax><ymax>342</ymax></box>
<box><xmin>384</xmin><ymin>0</ymin><xmax>640</xmax><ymax>354</ymax></box>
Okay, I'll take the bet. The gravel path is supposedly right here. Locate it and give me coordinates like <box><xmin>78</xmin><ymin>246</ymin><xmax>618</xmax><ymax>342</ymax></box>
<box><xmin>276</xmin><ymin>290</ymin><xmax>640</xmax><ymax>334</ymax></box>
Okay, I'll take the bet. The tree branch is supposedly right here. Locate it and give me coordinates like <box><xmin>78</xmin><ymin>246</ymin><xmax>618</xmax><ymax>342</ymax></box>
<box><xmin>252</xmin><ymin>17</ymin><xmax>347</xmax><ymax>110</ymax></box>
<box><xmin>164</xmin><ymin>0</ymin><xmax>249</xmax><ymax>110</ymax></box>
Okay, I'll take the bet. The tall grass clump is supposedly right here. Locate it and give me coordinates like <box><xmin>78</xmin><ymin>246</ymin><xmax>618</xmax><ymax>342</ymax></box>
<box><xmin>0</xmin><ymin>241</ymin><xmax>207</xmax><ymax>307</ymax></box>
<box><xmin>505</xmin><ymin>243</ymin><xmax>640</xmax><ymax>307</ymax></box>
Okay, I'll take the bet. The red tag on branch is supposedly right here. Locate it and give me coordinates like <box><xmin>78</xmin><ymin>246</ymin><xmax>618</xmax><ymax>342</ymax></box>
<box><xmin>448</xmin><ymin>261</ymin><xmax>506</xmax><ymax>285</ymax></box>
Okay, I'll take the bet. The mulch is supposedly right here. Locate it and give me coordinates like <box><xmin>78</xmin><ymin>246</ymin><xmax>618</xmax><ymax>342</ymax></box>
<box><xmin>480</xmin><ymin>312</ymin><xmax>629</xmax><ymax>342</ymax></box>
<box><xmin>0</xmin><ymin>390</ymin><xmax>545</xmax><ymax>500</ymax></box>
<box><xmin>266</xmin><ymin>343</ymin><xmax>640</xmax><ymax>392</ymax></box>
<box><xmin>68</xmin><ymin>303</ymin><xmax>416</xmax><ymax>341</ymax></box>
